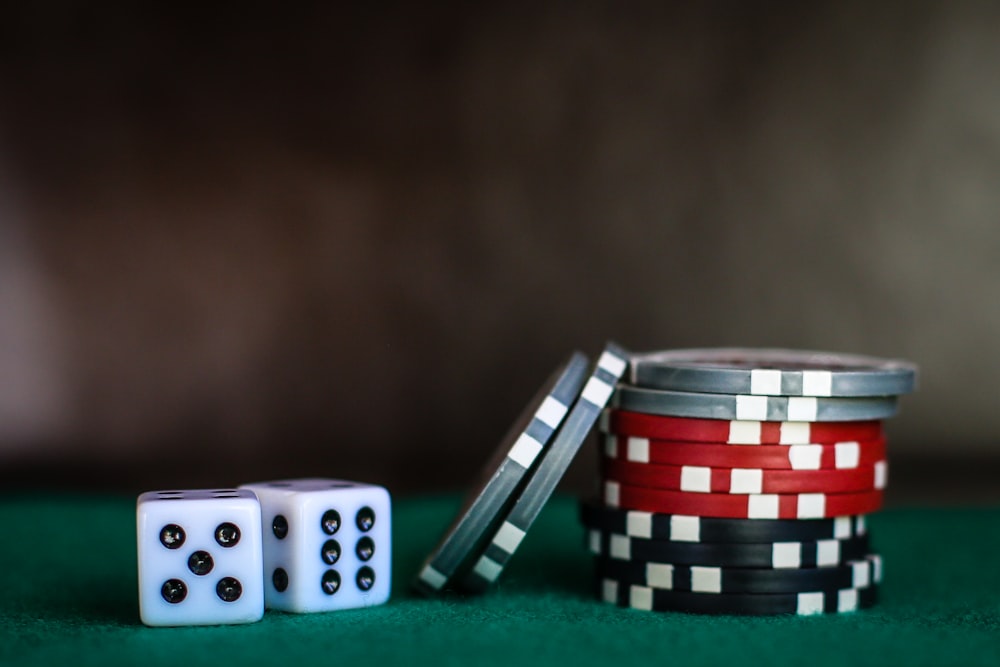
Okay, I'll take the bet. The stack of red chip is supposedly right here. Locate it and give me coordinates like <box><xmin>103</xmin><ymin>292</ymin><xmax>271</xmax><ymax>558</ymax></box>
<box><xmin>581</xmin><ymin>348</ymin><xmax>917</xmax><ymax>616</ymax></box>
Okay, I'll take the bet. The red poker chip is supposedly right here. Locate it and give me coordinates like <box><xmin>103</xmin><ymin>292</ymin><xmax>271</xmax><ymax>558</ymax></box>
<box><xmin>604</xmin><ymin>481</ymin><xmax>884</xmax><ymax>519</ymax></box>
<box><xmin>602</xmin><ymin>434</ymin><xmax>887</xmax><ymax>471</ymax></box>
<box><xmin>601</xmin><ymin>458</ymin><xmax>887</xmax><ymax>494</ymax></box>
<box><xmin>602</xmin><ymin>410</ymin><xmax>884</xmax><ymax>444</ymax></box>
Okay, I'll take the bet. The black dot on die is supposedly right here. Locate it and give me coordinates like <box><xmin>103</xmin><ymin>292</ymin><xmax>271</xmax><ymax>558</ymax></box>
<box><xmin>159</xmin><ymin>524</ymin><xmax>185</xmax><ymax>549</ymax></box>
<box><xmin>188</xmin><ymin>550</ymin><xmax>214</xmax><ymax>576</ymax></box>
<box><xmin>356</xmin><ymin>566</ymin><xmax>376</xmax><ymax>591</ymax></box>
<box><xmin>216</xmin><ymin>577</ymin><xmax>243</xmax><ymax>602</ymax></box>
<box><xmin>161</xmin><ymin>578</ymin><xmax>187</xmax><ymax>604</ymax></box>
<box><xmin>321</xmin><ymin>539</ymin><xmax>341</xmax><ymax>565</ymax></box>
<box><xmin>321</xmin><ymin>510</ymin><xmax>341</xmax><ymax>535</ymax></box>
<box><xmin>321</xmin><ymin>570</ymin><xmax>341</xmax><ymax>595</ymax></box>
<box><xmin>215</xmin><ymin>522</ymin><xmax>241</xmax><ymax>547</ymax></box>
<box><xmin>356</xmin><ymin>507</ymin><xmax>375</xmax><ymax>532</ymax></box>
<box><xmin>355</xmin><ymin>537</ymin><xmax>375</xmax><ymax>561</ymax></box>
<box><xmin>273</xmin><ymin>568</ymin><xmax>289</xmax><ymax>592</ymax></box>
<box><xmin>272</xmin><ymin>515</ymin><xmax>288</xmax><ymax>539</ymax></box>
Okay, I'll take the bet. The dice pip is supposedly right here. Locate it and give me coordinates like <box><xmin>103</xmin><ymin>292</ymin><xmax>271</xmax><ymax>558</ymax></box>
<box><xmin>239</xmin><ymin>479</ymin><xmax>391</xmax><ymax>613</ymax></box>
<box><xmin>136</xmin><ymin>489</ymin><xmax>264</xmax><ymax>626</ymax></box>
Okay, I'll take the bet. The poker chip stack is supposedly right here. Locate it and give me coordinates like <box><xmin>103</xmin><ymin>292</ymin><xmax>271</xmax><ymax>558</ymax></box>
<box><xmin>580</xmin><ymin>349</ymin><xmax>917</xmax><ymax>616</ymax></box>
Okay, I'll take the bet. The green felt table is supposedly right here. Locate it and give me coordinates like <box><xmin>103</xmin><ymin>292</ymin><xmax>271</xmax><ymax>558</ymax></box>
<box><xmin>2</xmin><ymin>494</ymin><xmax>1000</xmax><ymax>667</ymax></box>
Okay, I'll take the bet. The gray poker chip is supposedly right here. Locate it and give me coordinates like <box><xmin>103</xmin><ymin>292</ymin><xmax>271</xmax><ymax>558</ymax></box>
<box><xmin>412</xmin><ymin>352</ymin><xmax>590</xmax><ymax>596</ymax></box>
<box><xmin>461</xmin><ymin>342</ymin><xmax>630</xmax><ymax>593</ymax></box>
<box><xmin>628</xmin><ymin>348</ymin><xmax>917</xmax><ymax>397</ymax></box>
<box><xmin>612</xmin><ymin>385</ymin><xmax>899</xmax><ymax>422</ymax></box>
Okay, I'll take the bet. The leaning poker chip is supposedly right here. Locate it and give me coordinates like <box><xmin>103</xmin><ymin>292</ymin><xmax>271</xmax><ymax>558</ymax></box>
<box><xmin>605</xmin><ymin>482</ymin><xmax>884</xmax><ymax>519</ymax></box>
<box><xmin>578</xmin><ymin>501</ymin><xmax>867</xmax><ymax>543</ymax></box>
<box><xmin>612</xmin><ymin>385</ymin><xmax>898</xmax><ymax>422</ymax></box>
<box><xmin>603</xmin><ymin>435</ymin><xmax>887</xmax><ymax>471</ymax></box>
<box><xmin>601</xmin><ymin>458</ymin><xmax>888</xmax><ymax>494</ymax></box>
<box><xmin>598</xmin><ymin>578</ymin><xmax>879</xmax><ymax>616</ymax></box>
<box><xmin>412</xmin><ymin>352</ymin><xmax>590</xmax><ymax>596</ymax></box>
<box><xmin>601</xmin><ymin>410</ymin><xmax>884</xmax><ymax>444</ymax></box>
<box><xmin>587</xmin><ymin>529</ymin><xmax>871</xmax><ymax>567</ymax></box>
<box><xmin>594</xmin><ymin>553</ymin><xmax>881</xmax><ymax>594</ymax></box>
<box><xmin>628</xmin><ymin>348</ymin><xmax>917</xmax><ymax>397</ymax></box>
<box><xmin>461</xmin><ymin>342</ymin><xmax>630</xmax><ymax>593</ymax></box>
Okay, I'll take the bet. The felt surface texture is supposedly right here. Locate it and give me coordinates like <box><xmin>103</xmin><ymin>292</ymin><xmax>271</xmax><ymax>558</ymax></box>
<box><xmin>1</xmin><ymin>494</ymin><xmax>998</xmax><ymax>667</ymax></box>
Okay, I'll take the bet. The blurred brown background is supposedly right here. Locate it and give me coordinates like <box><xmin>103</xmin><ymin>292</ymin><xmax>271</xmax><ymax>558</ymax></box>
<box><xmin>0</xmin><ymin>3</ymin><xmax>997</xmax><ymax>501</ymax></box>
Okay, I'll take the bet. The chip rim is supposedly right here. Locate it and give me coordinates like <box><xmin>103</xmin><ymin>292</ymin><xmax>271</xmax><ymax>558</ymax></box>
<box><xmin>628</xmin><ymin>348</ymin><xmax>917</xmax><ymax>397</ymax></box>
<box><xmin>587</xmin><ymin>528</ymin><xmax>872</xmax><ymax>567</ymax></box>
<box><xmin>605</xmin><ymin>481</ymin><xmax>884</xmax><ymax>519</ymax></box>
<box><xmin>612</xmin><ymin>385</ymin><xmax>899</xmax><ymax>422</ymax></box>
<box><xmin>601</xmin><ymin>457</ymin><xmax>887</xmax><ymax>494</ymax></box>
<box><xmin>411</xmin><ymin>352</ymin><xmax>590</xmax><ymax>596</ymax></box>
<box><xmin>460</xmin><ymin>342</ymin><xmax>630</xmax><ymax>593</ymax></box>
<box><xmin>602</xmin><ymin>434</ymin><xmax>887</xmax><ymax>471</ymax></box>
<box><xmin>598</xmin><ymin>576</ymin><xmax>879</xmax><ymax>615</ymax></box>
<box><xmin>578</xmin><ymin>500</ymin><xmax>867</xmax><ymax>543</ymax></box>
<box><xmin>594</xmin><ymin>553</ymin><xmax>882</xmax><ymax>593</ymax></box>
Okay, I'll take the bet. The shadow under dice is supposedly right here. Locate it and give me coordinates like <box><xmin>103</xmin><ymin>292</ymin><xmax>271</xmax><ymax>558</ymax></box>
<box><xmin>240</xmin><ymin>479</ymin><xmax>391</xmax><ymax>613</ymax></box>
<box><xmin>136</xmin><ymin>489</ymin><xmax>264</xmax><ymax>626</ymax></box>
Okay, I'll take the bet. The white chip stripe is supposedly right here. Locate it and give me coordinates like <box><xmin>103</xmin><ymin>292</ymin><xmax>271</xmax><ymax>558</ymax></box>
<box><xmin>418</xmin><ymin>565</ymin><xmax>448</xmax><ymax>590</ymax></box>
<box><xmin>870</xmin><ymin>554</ymin><xmax>883</xmax><ymax>582</ymax></box>
<box><xmin>772</xmin><ymin>542</ymin><xmax>802</xmax><ymax>568</ymax></box>
<box><xmin>835</xmin><ymin>442</ymin><xmax>861</xmax><ymax>468</ymax></box>
<box><xmin>780</xmin><ymin>422</ymin><xmax>810</xmax><ymax>444</ymax></box>
<box><xmin>535</xmin><ymin>395</ymin><xmax>569</xmax><ymax>429</ymax></box>
<box><xmin>627</xmin><ymin>437</ymin><xmax>650</xmax><ymax>462</ymax></box>
<box><xmin>802</xmin><ymin>370</ymin><xmax>833</xmax><ymax>397</ymax></box>
<box><xmin>646</xmin><ymin>563</ymin><xmax>674</xmax><ymax>589</ymax></box>
<box><xmin>729</xmin><ymin>468</ymin><xmax>763</xmax><ymax>494</ymax></box>
<box><xmin>629</xmin><ymin>585</ymin><xmax>654</xmax><ymax>611</ymax></box>
<box><xmin>601</xmin><ymin>579</ymin><xmax>618</xmax><ymax>603</ymax></box>
<box><xmin>789</xmin><ymin>444</ymin><xmax>822</xmax><ymax>469</ymax></box>
<box><xmin>851</xmin><ymin>560</ymin><xmax>871</xmax><ymax>588</ymax></box>
<box><xmin>680</xmin><ymin>466</ymin><xmax>710</xmax><ymax>493</ymax></box>
<box><xmin>507</xmin><ymin>434</ymin><xmax>543</xmax><ymax>469</ymax></box>
<box><xmin>626</xmin><ymin>511</ymin><xmax>653</xmax><ymax>538</ymax></box>
<box><xmin>604</xmin><ymin>481</ymin><xmax>620</xmax><ymax>507</ymax></box>
<box><xmin>837</xmin><ymin>588</ymin><xmax>860</xmax><ymax>612</ymax></box>
<box><xmin>874</xmin><ymin>460</ymin><xmax>888</xmax><ymax>489</ymax></box>
<box><xmin>492</xmin><ymin>521</ymin><xmax>526</xmax><ymax>555</ymax></box>
<box><xmin>599</xmin><ymin>350</ymin><xmax>628</xmax><ymax>376</ymax></box>
<box><xmin>797</xmin><ymin>591</ymin><xmax>825</xmax><ymax>615</ymax></box>
<box><xmin>691</xmin><ymin>566</ymin><xmax>721</xmax><ymax>593</ymax></box>
<box><xmin>610</xmin><ymin>534</ymin><xmax>631</xmax><ymax>559</ymax></box>
<box><xmin>582</xmin><ymin>376</ymin><xmax>614</xmax><ymax>407</ymax></box>
<box><xmin>670</xmin><ymin>515</ymin><xmax>700</xmax><ymax>542</ymax></box>
<box><xmin>588</xmin><ymin>529</ymin><xmax>601</xmax><ymax>554</ymax></box>
<box><xmin>747</xmin><ymin>494</ymin><xmax>779</xmax><ymax>519</ymax></box>
<box><xmin>787</xmin><ymin>397</ymin><xmax>818</xmax><ymax>421</ymax></box>
<box><xmin>736</xmin><ymin>395</ymin><xmax>768</xmax><ymax>421</ymax></box>
<box><xmin>750</xmin><ymin>369</ymin><xmax>782</xmax><ymax>395</ymax></box>
<box><xmin>798</xmin><ymin>493</ymin><xmax>826</xmax><ymax>519</ymax></box>
<box><xmin>728</xmin><ymin>421</ymin><xmax>762</xmax><ymax>444</ymax></box>
<box><xmin>471</xmin><ymin>555</ymin><xmax>504</xmax><ymax>582</ymax></box>
<box><xmin>834</xmin><ymin>516</ymin><xmax>852</xmax><ymax>539</ymax></box>
<box><xmin>817</xmin><ymin>539</ymin><xmax>840</xmax><ymax>566</ymax></box>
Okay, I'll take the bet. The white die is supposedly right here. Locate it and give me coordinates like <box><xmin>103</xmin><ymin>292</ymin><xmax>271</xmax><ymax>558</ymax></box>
<box><xmin>136</xmin><ymin>489</ymin><xmax>264</xmax><ymax>626</ymax></box>
<box><xmin>240</xmin><ymin>479</ymin><xmax>391</xmax><ymax>613</ymax></box>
